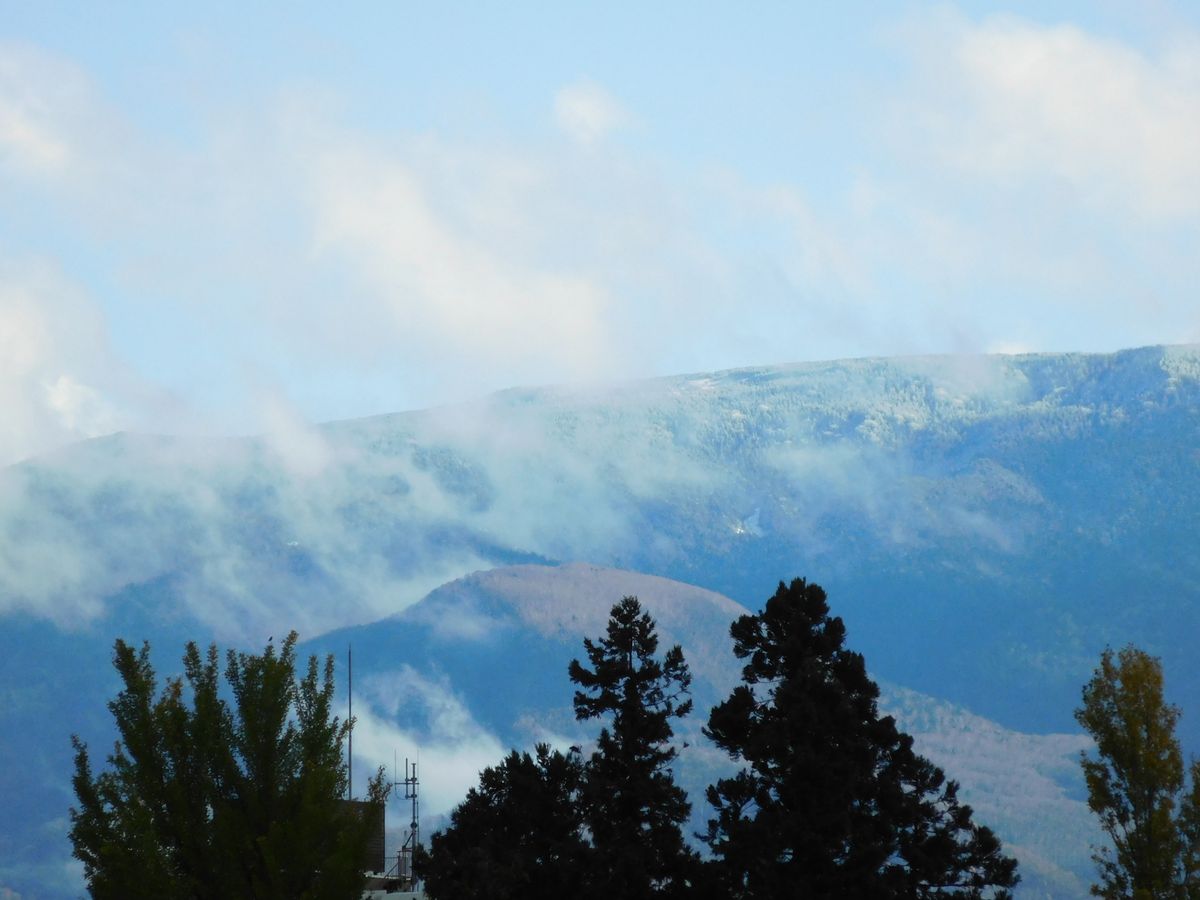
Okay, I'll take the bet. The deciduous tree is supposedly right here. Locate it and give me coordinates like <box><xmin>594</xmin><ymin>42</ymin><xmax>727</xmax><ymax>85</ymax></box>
<box><xmin>1075</xmin><ymin>645</ymin><xmax>1200</xmax><ymax>898</ymax></box>
<box><xmin>70</xmin><ymin>633</ymin><xmax>385</xmax><ymax>900</ymax></box>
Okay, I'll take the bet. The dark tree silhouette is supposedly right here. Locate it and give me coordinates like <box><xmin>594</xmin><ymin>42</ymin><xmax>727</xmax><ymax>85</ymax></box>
<box><xmin>704</xmin><ymin>578</ymin><xmax>1019</xmax><ymax>899</ymax></box>
<box><xmin>70</xmin><ymin>633</ymin><xmax>385</xmax><ymax>900</ymax></box>
<box><xmin>569</xmin><ymin>595</ymin><xmax>699</xmax><ymax>899</ymax></box>
<box><xmin>418</xmin><ymin>744</ymin><xmax>588</xmax><ymax>900</ymax></box>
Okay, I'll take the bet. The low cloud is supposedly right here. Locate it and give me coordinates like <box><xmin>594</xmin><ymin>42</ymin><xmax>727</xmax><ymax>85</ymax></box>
<box><xmin>351</xmin><ymin>667</ymin><xmax>507</xmax><ymax>817</ymax></box>
<box><xmin>255</xmin><ymin>388</ymin><xmax>337</xmax><ymax>478</ymax></box>
<box><xmin>0</xmin><ymin>419</ymin><xmax>497</xmax><ymax>636</ymax></box>
<box><xmin>0</xmin><ymin>348</ymin><xmax>1064</xmax><ymax>636</ymax></box>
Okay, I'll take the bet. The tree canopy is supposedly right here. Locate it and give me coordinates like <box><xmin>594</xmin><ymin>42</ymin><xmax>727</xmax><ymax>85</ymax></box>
<box><xmin>1075</xmin><ymin>644</ymin><xmax>1200</xmax><ymax>899</ymax></box>
<box><xmin>417</xmin><ymin>582</ymin><xmax>1021</xmax><ymax>900</ymax></box>
<box><xmin>703</xmin><ymin>578</ymin><xmax>1019</xmax><ymax>899</ymax></box>
<box><xmin>420</xmin><ymin>596</ymin><xmax>698</xmax><ymax>900</ymax></box>
<box><xmin>70</xmin><ymin>632</ymin><xmax>385</xmax><ymax>900</ymax></box>
<box><xmin>417</xmin><ymin>744</ymin><xmax>588</xmax><ymax>900</ymax></box>
<box><xmin>569</xmin><ymin>595</ymin><xmax>699</xmax><ymax>899</ymax></box>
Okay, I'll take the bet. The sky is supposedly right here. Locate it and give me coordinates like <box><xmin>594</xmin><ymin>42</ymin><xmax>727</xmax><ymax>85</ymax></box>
<box><xmin>1</xmin><ymin>1</ymin><xmax>1199</xmax><ymax>466</ymax></box>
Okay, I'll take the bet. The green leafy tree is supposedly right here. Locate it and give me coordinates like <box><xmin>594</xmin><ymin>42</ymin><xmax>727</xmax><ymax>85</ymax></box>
<box><xmin>70</xmin><ymin>632</ymin><xmax>386</xmax><ymax>900</ymax></box>
<box><xmin>569</xmin><ymin>595</ymin><xmax>699</xmax><ymax>899</ymax></box>
<box><xmin>417</xmin><ymin>744</ymin><xmax>589</xmax><ymax>900</ymax></box>
<box><xmin>704</xmin><ymin>578</ymin><xmax>1018</xmax><ymax>899</ymax></box>
<box><xmin>1075</xmin><ymin>645</ymin><xmax>1200</xmax><ymax>899</ymax></box>
<box><xmin>1182</xmin><ymin>770</ymin><xmax>1200</xmax><ymax>899</ymax></box>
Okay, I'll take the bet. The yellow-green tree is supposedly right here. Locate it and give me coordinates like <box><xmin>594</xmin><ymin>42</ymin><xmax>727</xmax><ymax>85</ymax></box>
<box><xmin>70</xmin><ymin>633</ymin><xmax>386</xmax><ymax>900</ymax></box>
<box><xmin>1075</xmin><ymin>645</ymin><xmax>1200</xmax><ymax>899</ymax></box>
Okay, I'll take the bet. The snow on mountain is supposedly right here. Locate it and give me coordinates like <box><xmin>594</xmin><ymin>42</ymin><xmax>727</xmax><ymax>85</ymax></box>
<box><xmin>4</xmin><ymin>346</ymin><xmax>1197</xmax><ymax>730</ymax></box>
<box><xmin>3</xmin><ymin>345</ymin><xmax>1197</xmax><ymax>898</ymax></box>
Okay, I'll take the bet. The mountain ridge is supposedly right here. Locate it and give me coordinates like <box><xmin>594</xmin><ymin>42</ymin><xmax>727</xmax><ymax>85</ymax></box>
<box><xmin>3</xmin><ymin>344</ymin><xmax>1197</xmax><ymax>898</ymax></box>
<box><xmin>4</xmin><ymin>344</ymin><xmax>1196</xmax><ymax>730</ymax></box>
<box><xmin>20</xmin><ymin>342</ymin><xmax>1198</xmax><ymax>457</ymax></box>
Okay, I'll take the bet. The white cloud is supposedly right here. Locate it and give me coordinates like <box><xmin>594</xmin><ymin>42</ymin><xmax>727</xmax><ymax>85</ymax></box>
<box><xmin>0</xmin><ymin>41</ymin><xmax>138</xmax><ymax>195</ymax></box>
<box><xmin>1</xmin><ymin>23</ymin><xmax>1196</xmax><ymax>470</ymax></box>
<box><xmin>43</xmin><ymin>375</ymin><xmax>117</xmax><ymax>437</ymax></box>
<box><xmin>987</xmin><ymin>340</ymin><xmax>1035</xmax><ymax>356</ymax></box>
<box><xmin>0</xmin><ymin>44</ymin><xmax>77</xmax><ymax>176</ymax></box>
<box><xmin>0</xmin><ymin>411</ymin><xmax>500</xmax><ymax>632</ymax></box>
<box><xmin>744</xmin><ymin>180</ymin><xmax>872</xmax><ymax>298</ymax></box>
<box><xmin>255</xmin><ymin>387</ymin><xmax>336</xmax><ymax>478</ymax></box>
<box><xmin>907</xmin><ymin>14</ymin><xmax>1200</xmax><ymax>220</ymax></box>
<box><xmin>305</xmin><ymin>135</ymin><xmax>614</xmax><ymax>384</ymax></box>
<box><xmin>0</xmin><ymin>96</ymin><xmax>69</xmax><ymax>175</ymax></box>
<box><xmin>0</xmin><ymin>43</ymin><xmax>934</xmax><ymax>430</ymax></box>
<box><xmin>0</xmin><ymin>262</ymin><xmax>125</xmax><ymax>464</ymax></box>
<box><xmin>554</xmin><ymin>80</ymin><xmax>627</xmax><ymax>145</ymax></box>
<box><xmin>351</xmin><ymin>668</ymin><xmax>506</xmax><ymax>817</ymax></box>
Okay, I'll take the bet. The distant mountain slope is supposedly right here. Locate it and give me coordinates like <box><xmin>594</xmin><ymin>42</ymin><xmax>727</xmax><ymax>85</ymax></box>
<box><xmin>3</xmin><ymin>345</ymin><xmax>1196</xmax><ymax>898</ymax></box>
<box><xmin>301</xmin><ymin>563</ymin><xmax>1097</xmax><ymax>899</ymax></box>
<box><xmin>882</xmin><ymin>683</ymin><xmax>1096</xmax><ymax>898</ymax></box>
<box><xmin>4</xmin><ymin>345</ymin><xmax>1196</xmax><ymax>735</ymax></box>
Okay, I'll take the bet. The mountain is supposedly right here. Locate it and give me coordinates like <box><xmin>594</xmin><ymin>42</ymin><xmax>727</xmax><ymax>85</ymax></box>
<box><xmin>302</xmin><ymin>563</ymin><xmax>1099</xmax><ymax>898</ymax></box>
<box><xmin>2</xmin><ymin>344</ymin><xmax>1198</xmax><ymax>897</ymax></box>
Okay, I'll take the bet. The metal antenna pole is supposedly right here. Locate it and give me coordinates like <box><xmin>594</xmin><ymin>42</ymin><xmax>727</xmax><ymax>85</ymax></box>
<box><xmin>347</xmin><ymin>644</ymin><xmax>352</xmax><ymax>801</ymax></box>
<box><xmin>397</xmin><ymin>757</ymin><xmax>421</xmax><ymax>890</ymax></box>
<box><xmin>407</xmin><ymin>757</ymin><xmax>420</xmax><ymax>855</ymax></box>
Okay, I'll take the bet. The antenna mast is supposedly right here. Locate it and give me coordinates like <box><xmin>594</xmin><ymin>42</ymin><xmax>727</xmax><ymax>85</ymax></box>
<box><xmin>394</xmin><ymin>757</ymin><xmax>421</xmax><ymax>891</ymax></box>
<box><xmin>346</xmin><ymin>644</ymin><xmax>352</xmax><ymax>801</ymax></box>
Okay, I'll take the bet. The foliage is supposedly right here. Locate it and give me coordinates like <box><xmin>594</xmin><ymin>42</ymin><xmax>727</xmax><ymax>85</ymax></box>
<box><xmin>70</xmin><ymin>632</ymin><xmax>385</xmax><ymax>900</ymax></box>
<box><xmin>420</xmin><ymin>596</ymin><xmax>698</xmax><ymax>899</ymax></box>
<box><xmin>1183</xmin><ymin>765</ymin><xmax>1200</xmax><ymax>899</ymax></box>
<box><xmin>417</xmin><ymin>744</ymin><xmax>588</xmax><ymax>900</ymax></box>
<box><xmin>568</xmin><ymin>595</ymin><xmax>699</xmax><ymax>899</ymax></box>
<box><xmin>1075</xmin><ymin>645</ymin><xmax>1200</xmax><ymax>898</ymax></box>
<box><xmin>703</xmin><ymin>578</ymin><xmax>1019</xmax><ymax>899</ymax></box>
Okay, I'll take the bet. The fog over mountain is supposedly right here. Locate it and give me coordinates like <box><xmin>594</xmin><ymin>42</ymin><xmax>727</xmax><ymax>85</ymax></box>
<box><xmin>2</xmin><ymin>344</ymin><xmax>1197</xmax><ymax>898</ymax></box>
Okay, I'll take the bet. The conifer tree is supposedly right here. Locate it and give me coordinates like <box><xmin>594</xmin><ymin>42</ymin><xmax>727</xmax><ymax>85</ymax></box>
<box><xmin>704</xmin><ymin>578</ymin><xmax>1018</xmax><ymax>899</ymax></box>
<box><xmin>70</xmin><ymin>633</ymin><xmax>385</xmax><ymax>900</ymax></box>
<box><xmin>418</xmin><ymin>744</ymin><xmax>588</xmax><ymax>900</ymax></box>
<box><xmin>569</xmin><ymin>596</ymin><xmax>698</xmax><ymax>899</ymax></box>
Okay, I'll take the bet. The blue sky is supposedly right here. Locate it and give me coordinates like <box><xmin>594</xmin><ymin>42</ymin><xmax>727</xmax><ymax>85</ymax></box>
<box><xmin>1</xmin><ymin>1</ymin><xmax>1198</xmax><ymax>464</ymax></box>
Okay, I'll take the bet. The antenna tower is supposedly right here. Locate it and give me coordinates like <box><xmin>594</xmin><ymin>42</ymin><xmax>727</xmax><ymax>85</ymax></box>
<box><xmin>391</xmin><ymin>757</ymin><xmax>421</xmax><ymax>891</ymax></box>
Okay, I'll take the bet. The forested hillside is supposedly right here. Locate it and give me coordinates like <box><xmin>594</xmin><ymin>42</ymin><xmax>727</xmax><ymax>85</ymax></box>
<box><xmin>2</xmin><ymin>345</ymin><xmax>1196</xmax><ymax>898</ymax></box>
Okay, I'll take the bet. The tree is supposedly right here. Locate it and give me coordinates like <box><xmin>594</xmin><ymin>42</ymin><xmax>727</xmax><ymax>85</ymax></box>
<box><xmin>1182</xmin><ymin>770</ymin><xmax>1200</xmax><ymax>899</ymax></box>
<box><xmin>1075</xmin><ymin>645</ymin><xmax>1200</xmax><ymax>898</ymax></box>
<box><xmin>704</xmin><ymin>578</ymin><xmax>1019</xmax><ymax>899</ymax></box>
<box><xmin>569</xmin><ymin>595</ymin><xmax>699</xmax><ymax>899</ymax></box>
<box><xmin>417</xmin><ymin>744</ymin><xmax>589</xmax><ymax>900</ymax></box>
<box><xmin>70</xmin><ymin>633</ymin><xmax>386</xmax><ymax>900</ymax></box>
